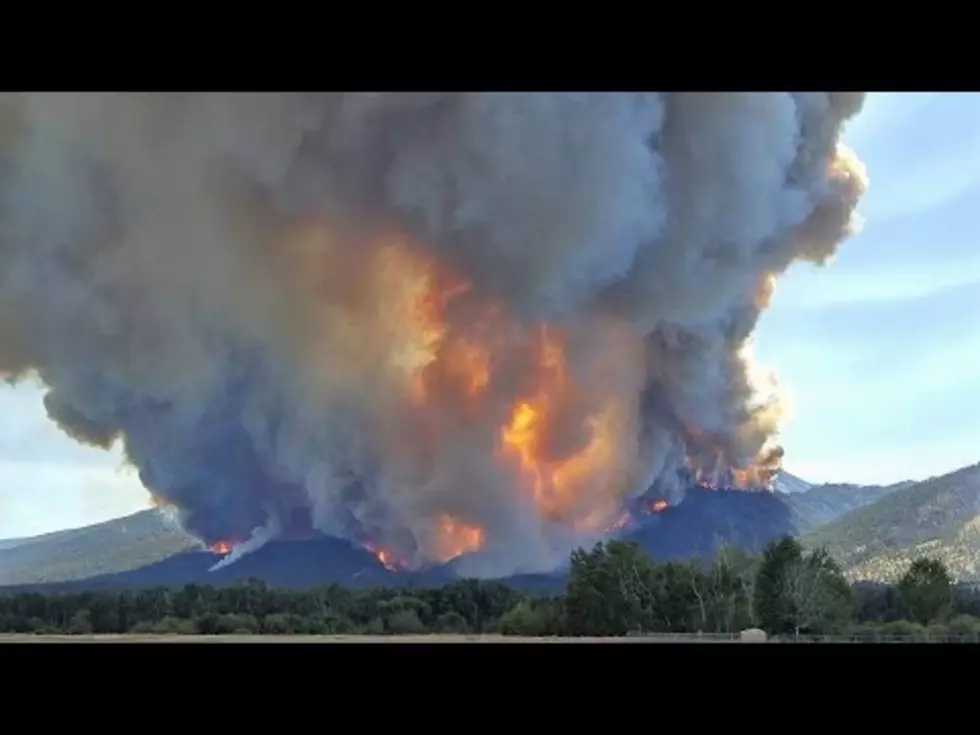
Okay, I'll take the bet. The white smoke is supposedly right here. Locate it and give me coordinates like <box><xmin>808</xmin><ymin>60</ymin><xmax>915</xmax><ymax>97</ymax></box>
<box><xmin>209</xmin><ymin>520</ymin><xmax>278</xmax><ymax>573</ymax></box>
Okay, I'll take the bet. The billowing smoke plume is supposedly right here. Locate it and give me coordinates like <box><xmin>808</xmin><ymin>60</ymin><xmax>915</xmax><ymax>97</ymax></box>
<box><xmin>0</xmin><ymin>93</ymin><xmax>867</xmax><ymax>576</ymax></box>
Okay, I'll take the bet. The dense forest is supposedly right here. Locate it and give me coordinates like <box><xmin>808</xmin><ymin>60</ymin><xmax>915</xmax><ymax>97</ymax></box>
<box><xmin>1</xmin><ymin>536</ymin><xmax>978</xmax><ymax>639</ymax></box>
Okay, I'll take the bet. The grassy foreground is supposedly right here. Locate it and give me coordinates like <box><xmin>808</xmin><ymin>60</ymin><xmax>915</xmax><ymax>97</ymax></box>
<box><xmin>0</xmin><ymin>633</ymin><xmax>735</xmax><ymax>643</ymax></box>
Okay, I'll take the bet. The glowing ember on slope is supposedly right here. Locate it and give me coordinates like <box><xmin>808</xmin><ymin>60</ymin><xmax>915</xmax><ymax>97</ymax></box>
<box><xmin>364</xmin><ymin>542</ymin><xmax>409</xmax><ymax>572</ymax></box>
<box><xmin>199</xmin><ymin>236</ymin><xmax>772</xmax><ymax>572</ymax></box>
<box><xmin>682</xmin><ymin>421</ymin><xmax>780</xmax><ymax>492</ymax></box>
<box><xmin>649</xmin><ymin>499</ymin><xmax>669</xmax><ymax>514</ymax></box>
<box><xmin>209</xmin><ymin>541</ymin><xmax>234</xmax><ymax>555</ymax></box>
<box><xmin>690</xmin><ymin>464</ymin><xmax>778</xmax><ymax>491</ymax></box>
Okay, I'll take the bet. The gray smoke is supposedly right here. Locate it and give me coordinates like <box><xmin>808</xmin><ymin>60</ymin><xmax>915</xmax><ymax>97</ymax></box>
<box><xmin>0</xmin><ymin>92</ymin><xmax>867</xmax><ymax>576</ymax></box>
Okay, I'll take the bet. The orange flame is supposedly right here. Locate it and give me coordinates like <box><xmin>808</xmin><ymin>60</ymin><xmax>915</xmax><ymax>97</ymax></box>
<box><xmin>691</xmin><ymin>464</ymin><xmax>775</xmax><ymax>491</ymax></box>
<box><xmin>395</xmin><ymin>246</ymin><xmax>493</xmax><ymax>407</ymax></box>
<box><xmin>649</xmin><ymin>499</ymin><xmax>669</xmax><ymax>514</ymax></box>
<box><xmin>364</xmin><ymin>542</ymin><xmax>408</xmax><ymax>572</ymax></box>
<box><xmin>431</xmin><ymin>513</ymin><xmax>486</xmax><ymax>563</ymax></box>
<box><xmin>731</xmin><ymin>467</ymin><xmax>760</xmax><ymax>488</ymax></box>
<box><xmin>297</xmin><ymin>233</ymin><xmax>638</xmax><ymax>564</ymax></box>
<box><xmin>499</xmin><ymin>326</ymin><xmax>618</xmax><ymax>529</ymax></box>
<box><xmin>385</xmin><ymin>236</ymin><xmax>628</xmax><ymax>535</ymax></box>
<box><xmin>209</xmin><ymin>541</ymin><xmax>234</xmax><ymax>555</ymax></box>
<box><xmin>683</xmin><ymin>421</ymin><xmax>777</xmax><ymax>492</ymax></box>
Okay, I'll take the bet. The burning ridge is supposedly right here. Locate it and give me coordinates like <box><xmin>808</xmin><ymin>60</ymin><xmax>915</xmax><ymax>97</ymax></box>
<box><xmin>0</xmin><ymin>93</ymin><xmax>867</xmax><ymax>578</ymax></box>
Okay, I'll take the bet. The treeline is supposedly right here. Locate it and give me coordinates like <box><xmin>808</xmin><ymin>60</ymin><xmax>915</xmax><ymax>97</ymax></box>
<box><xmin>1</xmin><ymin>536</ymin><xmax>978</xmax><ymax>638</ymax></box>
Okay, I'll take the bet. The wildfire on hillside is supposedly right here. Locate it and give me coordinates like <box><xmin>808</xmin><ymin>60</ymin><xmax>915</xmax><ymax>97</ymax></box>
<box><xmin>648</xmin><ymin>499</ymin><xmax>669</xmax><ymax>514</ymax></box>
<box><xmin>375</xmin><ymin>236</ymin><xmax>635</xmax><ymax>557</ymax></box>
<box><xmin>431</xmin><ymin>513</ymin><xmax>486</xmax><ymax>563</ymax></box>
<box><xmin>683</xmin><ymin>423</ymin><xmax>779</xmax><ymax>492</ymax></box>
<box><xmin>0</xmin><ymin>93</ymin><xmax>868</xmax><ymax>582</ymax></box>
<box><xmin>691</xmin><ymin>465</ymin><xmax>777</xmax><ymax>491</ymax></box>
<box><xmin>290</xmin><ymin>231</ymin><xmax>777</xmax><ymax>570</ymax></box>
<box><xmin>498</xmin><ymin>325</ymin><xmax>623</xmax><ymax>533</ymax></box>
<box><xmin>364</xmin><ymin>541</ymin><xmax>409</xmax><ymax>572</ymax></box>
<box><xmin>209</xmin><ymin>540</ymin><xmax>234</xmax><ymax>555</ymax></box>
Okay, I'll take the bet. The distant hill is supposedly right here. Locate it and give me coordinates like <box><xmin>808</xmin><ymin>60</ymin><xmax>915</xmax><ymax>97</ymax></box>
<box><xmin>772</xmin><ymin>471</ymin><xmax>812</xmax><ymax>494</ymax></box>
<box><xmin>26</xmin><ymin>536</ymin><xmax>397</xmax><ymax>593</ymax></box>
<box><xmin>0</xmin><ymin>467</ymin><xmax>943</xmax><ymax>590</ymax></box>
<box><xmin>619</xmin><ymin>480</ymin><xmax>901</xmax><ymax>563</ymax></box>
<box><xmin>624</xmin><ymin>486</ymin><xmax>802</xmax><ymax>561</ymax></box>
<box><xmin>5</xmin><ymin>490</ymin><xmax>799</xmax><ymax>594</ymax></box>
<box><xmin>0</xmin><ymin>525</ymin><xmax>93</xmax><ymax>551</ymax></box>
<box><xmin>0</xmin><ymin>510</ymin><xmax>197</xmax><ymax>586</ymax></box>
<box><xmin>770</xmin><ymin>467</ymin><xmax>910</xmax><ymax>530</ymax></box>
<box><xmin>803</xmin><ymin>463</ymin><xmax>980</xmax><ymax>583</ymax></box>
<box><xmin>785</xmin><ymin>480</ymin><xmax>911</xmax><ymax>530</ymax></box>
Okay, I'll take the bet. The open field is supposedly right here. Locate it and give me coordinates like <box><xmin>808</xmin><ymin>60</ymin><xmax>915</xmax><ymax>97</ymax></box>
<box><xmin>2</xmin><ymin>632</ymin><xmax>977</xmax><ymax>643</ymax></box>
<box><xmin>0</xmin><ymin>633</ymin><xmax>739</xmax><ymax>643</ymax></box>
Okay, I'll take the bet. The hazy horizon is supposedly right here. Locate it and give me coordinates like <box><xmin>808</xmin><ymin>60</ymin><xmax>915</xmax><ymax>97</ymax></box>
<box><xmin>1</xmin><ymin>91</ymin><xmax>977</xmax><ymax>539</ymax></box>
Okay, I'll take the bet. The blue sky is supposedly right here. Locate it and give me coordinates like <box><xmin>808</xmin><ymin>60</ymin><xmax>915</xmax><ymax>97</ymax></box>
<box><xmin>753</xmin><ymin>92</ymin><xmax>980</xmax><ymax>487</ymax></box>
<box><xmin>1</xmin><ymin>92</ymin><xmax>977</xmax><ymax>538</ymax></box>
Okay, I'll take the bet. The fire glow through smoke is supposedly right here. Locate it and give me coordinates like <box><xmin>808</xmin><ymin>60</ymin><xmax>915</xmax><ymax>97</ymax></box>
<box><xmin>342</xmin><ymin>234</ymin><xmax>642</xmax><ymax>568</ymax></box>
<box><xmin>364</xmin><ymin>542</ymin><xmax>408</xmax><ymax>572</ymax></box>
<box><xmin>209</xmin><ymin>541</ymin><xmax>233</xmax><ymax>556</ymax></box>
<box><xmin>0</xmin><ymin>93</ymin><xmax>868</xmax><ymax>577</ymax></box>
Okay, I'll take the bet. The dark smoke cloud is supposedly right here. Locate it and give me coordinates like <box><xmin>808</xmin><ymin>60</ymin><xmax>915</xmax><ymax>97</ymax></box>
<box><xmin>0</xmin><ymin>92</ymin><xmax>867</xmax><ymax>576</ymax></box>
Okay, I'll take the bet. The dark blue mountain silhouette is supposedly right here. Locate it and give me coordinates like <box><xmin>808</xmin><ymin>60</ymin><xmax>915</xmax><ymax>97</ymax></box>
<box><xmin>0</xmin><ymin>485</ymin><xmax>802</xmax><ymax>595</ymax></box>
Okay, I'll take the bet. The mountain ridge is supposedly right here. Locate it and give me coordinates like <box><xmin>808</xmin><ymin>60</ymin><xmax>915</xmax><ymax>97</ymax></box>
<box><xmin>0</xmin><ymin>466</ymin><xmax>919</xmax><ymax>589</ymax></box>
<box><xmin>0</xmin><ymin>508</ymin><xmax>197</xmax><ymax>586</ymax></box>
<box><xmin>802</xmin><ymin>462</ymin><xmax>980</xmax><ymax>583</ymax></box>
<box><xmin>771</xmin><ymin>471</ymin><xmax>812</xmax><ymax>494</ymax></box>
